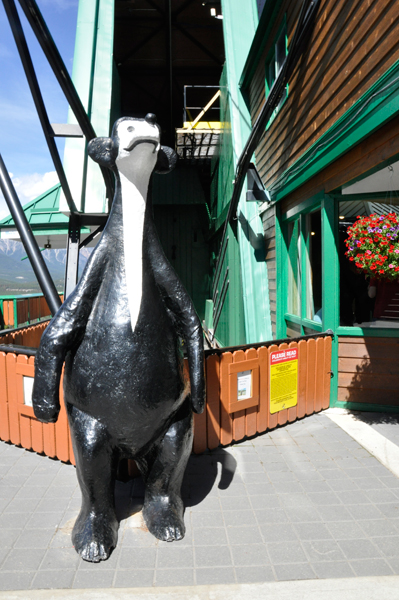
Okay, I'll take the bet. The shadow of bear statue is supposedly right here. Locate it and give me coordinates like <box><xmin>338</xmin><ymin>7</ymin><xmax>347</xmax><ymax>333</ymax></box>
<box><xmin>32</xmin><ymin>114</ymin><xmax>205</xmax><ymax>562</ymax></box>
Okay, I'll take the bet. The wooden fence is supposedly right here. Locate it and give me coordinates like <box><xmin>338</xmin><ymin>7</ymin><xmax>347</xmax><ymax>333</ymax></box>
<box><xmin>0</xmin><ymin>324</ymin><xmax>332</xmax><ymax>464</ymax></box>
<box><xmin>0</xmin><ymin>294</ymin><xmax>63</xmax><ymax>330</ymax></box>
<box><xmin>193</xmin><ymin>337</ymin><xmax>332</xmax><ymax>453</ymax></box>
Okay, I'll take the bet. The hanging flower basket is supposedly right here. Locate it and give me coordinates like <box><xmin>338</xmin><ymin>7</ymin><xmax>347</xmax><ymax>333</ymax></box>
<box><xmin>345</xmin><ymin>213</ymin><xmax>399</xmax><ymax>280</ymax></box>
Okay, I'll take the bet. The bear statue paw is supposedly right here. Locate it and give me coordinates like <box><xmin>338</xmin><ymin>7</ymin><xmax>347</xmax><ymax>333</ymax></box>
<box><xmin>33</xmin><ymin>402</ymin><xmax>60</xmax><ymax>424</ymax></box>
<box><xmin>143</xmin><ymin>495</ymin><xmax>185</xmax><ymax>542</ymax></box>
<box><xmin>72</xmin><ymin>509</ymin><xmax>118</xmax><ymax>562</ymax></box>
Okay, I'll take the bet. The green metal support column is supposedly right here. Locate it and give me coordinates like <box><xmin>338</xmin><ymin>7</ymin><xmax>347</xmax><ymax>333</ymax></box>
<box><xmin>322</xmin><ymin>194</ymin><xmax>339</xmax><ymax>406</ymax></box>
<box><xmin>61</xmin><ymin>0</ymin><xmax>115</xmax><ymax>214</ymax></box>
<box><xmin>275</xmin><ymin>202</ymin><xmax>286</xmax><ymax>339</ymax></box>
<box><xmin>220</xmin><ymin>0</ymin><xmax>272</xmax><ymax>343</ymax></box>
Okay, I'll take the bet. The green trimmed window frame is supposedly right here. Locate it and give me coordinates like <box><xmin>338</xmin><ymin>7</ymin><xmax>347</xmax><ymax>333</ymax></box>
<box><xmin>278</xmin><ymin>194</ymin><xmax>325</xmax><ymax>337</ymax></box>
<box><xmin>276</xmin><ymin>192</ymin><xmax>399</xmax><ymax>410</ymax></box>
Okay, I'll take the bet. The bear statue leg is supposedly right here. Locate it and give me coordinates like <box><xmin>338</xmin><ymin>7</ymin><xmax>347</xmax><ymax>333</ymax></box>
<box><xmin>138</xmin><ymin>399</ymin><xmax>193</xmax><ymax>542</ymax></box>
<box><xmin>67</xmin><ymin>404</ymin><xmax>119</xmax><ymax>562</ymax></box>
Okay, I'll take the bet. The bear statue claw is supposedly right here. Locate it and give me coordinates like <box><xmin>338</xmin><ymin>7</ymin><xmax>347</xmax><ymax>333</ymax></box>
<box><xmin>143</xmin><ymin>495</ymin><xmax>185</xmax><ymax>542</ymax></box>
<box><xmin>72</xmin><ymin>510</ymin><xmax>118</xmax><ymax>563</ymax></box>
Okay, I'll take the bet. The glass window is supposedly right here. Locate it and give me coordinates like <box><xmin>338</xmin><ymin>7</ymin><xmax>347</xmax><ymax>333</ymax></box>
<box><xmin>285</xmin><ymin>209</ymin><xmax>323</xmax><ymax>334</ymax></box>
<box><xmin>305</xmin><ymin>210</ymin><xmax>322</xmax><ymax>321</ymax></box>
<box><xmin>275</xmin><ymin>28</ymin><xmax>287</xmax><ymax>76</ymax></box>
<box><xmin>287</xmin><ymin>219</ymin><xmax>301</xmax><ymax>316</ymax></box>
<box><xmin>339</xmin><ymin>198</ymin><xmax>399</xmax><ymax>328</ymax></box>
<box><xmin>266</xmin><ymin>55</ymin><xmax>276</xmax><ymax>91</ymax></box>
<box><xmin>265</xmin><ymin>23</ymin><xmax>287</xmax><ymax>122</ymax></box>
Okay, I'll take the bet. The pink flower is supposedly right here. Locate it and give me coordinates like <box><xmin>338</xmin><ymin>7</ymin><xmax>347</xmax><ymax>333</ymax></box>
<box><xmin>389</xmin><ymin>264</ymin><xmax>394</xmax><ymax>268</ymax></box>
<box><xmin>395</xmin><ymin>249</ymin><xmax>399</xmax><ymax>254</ymax></box>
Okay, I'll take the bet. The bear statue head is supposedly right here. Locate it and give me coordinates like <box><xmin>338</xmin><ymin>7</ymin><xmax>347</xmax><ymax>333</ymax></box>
<box><xmin>87</xmin><ymin>114</ymin><xmax>177</xmax><ymax>178</ymax></box>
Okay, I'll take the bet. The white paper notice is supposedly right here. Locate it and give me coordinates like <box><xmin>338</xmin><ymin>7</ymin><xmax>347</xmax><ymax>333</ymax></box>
<box><xmin>23</xmin><ymin>376</ymin><xmax>34</xmax><ymax>407</ymax></box>
<box><xmin>237</xmin><ymin>370</ymin><xmax>252</xmax><ymax>400</ymax></box>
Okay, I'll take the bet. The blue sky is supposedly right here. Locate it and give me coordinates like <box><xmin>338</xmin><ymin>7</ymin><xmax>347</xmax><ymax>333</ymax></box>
<box><xmin>0</xmin><ymin>0</ymin><xmax>79</xmax><ymax>218</ymax></box>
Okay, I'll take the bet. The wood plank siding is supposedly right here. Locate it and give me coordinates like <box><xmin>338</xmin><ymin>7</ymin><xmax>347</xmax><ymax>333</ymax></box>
<box><xmin>248</xmin><ymin>0</ymin><xmax>399</xmax><ymax>190</ymax></box>
<box><xmin>338</xmin><ymin>336</ymin><xmax>399</xmax><ymax>405</ymax></box>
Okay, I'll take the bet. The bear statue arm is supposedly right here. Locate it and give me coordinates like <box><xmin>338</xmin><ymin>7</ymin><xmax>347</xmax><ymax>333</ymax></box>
<box><xmin>32</xmin><ymin>239</ymin><xmax>108</xmax><ymax>423</ymax></box>
<box><xmin>146</xmin><ymin>219</ymin><xmax>206</xmax><ymax>414</ymax></box>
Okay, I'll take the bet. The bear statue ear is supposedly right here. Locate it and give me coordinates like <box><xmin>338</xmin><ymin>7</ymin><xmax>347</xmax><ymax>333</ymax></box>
<box><xmin>87</xmin><ymin>137</ymin><xmax>118</xmax><ymax>169</ymax></box>
<box><xmin>154</xmin><ymin>146</ymin><xmax>177</xmax><ymax>174</ymax></box>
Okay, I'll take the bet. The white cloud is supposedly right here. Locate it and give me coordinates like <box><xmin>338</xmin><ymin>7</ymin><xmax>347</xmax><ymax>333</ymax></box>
<box><xmin>12</xmin><ymin>171</ymin><xmax>59</xmax><ymax>203</ymax></box>
<box><xmin>0</xmin><ymin>171</ymin><xmax>59</xmax><ymax>220</ymax></box>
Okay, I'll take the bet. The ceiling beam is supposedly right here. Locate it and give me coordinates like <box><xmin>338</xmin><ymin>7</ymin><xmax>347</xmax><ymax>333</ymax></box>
<box><xmin>118</xmin><ymin>24</ymin><xmax>163</xmax><ymax>65</ymax></box>
<box><xmin>174</xmin><ymin>22</ymin><xmax>223</xmax><ymax>66</ymax></box>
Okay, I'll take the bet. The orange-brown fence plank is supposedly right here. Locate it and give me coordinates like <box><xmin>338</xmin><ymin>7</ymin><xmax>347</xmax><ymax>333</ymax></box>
<box><xmin>4</xmin><ymin>301</ymin><xmax>14</xmax><ymax>328</ymax></box>
<box><xmin>306</xmin><ymin>339</ymin><xmax>316</xmax><ymax>415</ymax></box>
<box><xmin>0</xmin><ymin>352</ymin><xmax>10</xmax><ymax>442</ymax></box>
<box><xmin>257</xmin><ymin>347</ymin><xmax>269</xmax><ymax>434</ymax></box>
<box><xmin>277</xmin><ymin>343</ymin><xmax>289</xmax><ymax>427</ymax></box>
<box><xmin>245</xmin><ymin>348</ymin><xmax>258</xmax><ymax>438</ymax></box>
<box><xmin>54</xmin><ymin>373</ymin><xmax>70</xmax><ymax>463</ymax></box>
<box><xmin>268</xmin><ymin>345</ymin><xmax>278</xmax><ymax>430</ymax></box>
<box><xmin>323</xmin><ymin>336</ymin><xmax>332</xmax><ymax>409</ymax></box>
<box><xmin>220</xmin><ymin>352</ymin><xmax>233</xmax><ymax>446</ymax></box>
<box><xmin>206</xmin><ymin>354</ymin><xmax>220</xmax><ymax>450</ymax></box>
<box><xmin>1</xmin><ymin>322</ymin><xmax>334</xmax><ymax>458</ymax></box>
<box><xmin>232</xmin><ymin>350</ymin><xmax>246</xmax><ymax>442</ymax></box>
<box><xmin>27</xmin><ymin>356</ymin><xmax>43</xmax><ymax>454</ymax></box>
<box><xmin>314</xmin><ymin>337</ymin><xmax>325</xmax><ymax>413</ymax></box>
<box><xmin>297</xmin><ymin>340</ymin><xmax>307</xmax><ymax>419</ymax></box>
<box><xmin>43</xmin><ymin>422</ymin><xmax>57</xmax><ymax>458</ymax></box>
<box><xmin>31</xmin><ymin>418</ymin><xmax>44</xmax><ymax>454</ymax></box>
<box><xmin>6</xmin><ymin>353</ymin><xmax>20</xmax><ymax>446</ymax></box>
<box><xmin>16</xmin><ymin>355</ymin><xmax>32</xmax><ymax>450</ymax></box>
<box><xmin>288</xmin><ymin>341</ymin><xmax>299</xmax><ymax>423</ymax></box>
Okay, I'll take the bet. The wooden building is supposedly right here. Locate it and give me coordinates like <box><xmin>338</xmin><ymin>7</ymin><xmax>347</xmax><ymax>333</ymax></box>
<box><xmin>235</xmin><ymin>0</ymin><xmax>399</xmax><ymax>410</ymax></box>
<box><xmin>2</xmin><ymin>0</ymin><xmax>399</xmax><ymax>415</ymax></box>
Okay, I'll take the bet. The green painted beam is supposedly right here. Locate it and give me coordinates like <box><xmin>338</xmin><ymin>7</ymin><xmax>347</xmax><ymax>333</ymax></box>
<box><xmin>322</xmin><ymin>194</ymin><xmax>339</xmax><ymax>406</ymax></box>
<box><xmin>220</xmin><ymin>0</ymin><xmax>272</xmax><ymax>344</ymax></box>
<box><xmin>61</xmin><ymin>0</ymin><xmax>115</xmax><ymax>214</ymax></box>
<box><xmin>239</xmin><ymin>0</ymin><xmax>284</xmax><ymax>91</ymax></box>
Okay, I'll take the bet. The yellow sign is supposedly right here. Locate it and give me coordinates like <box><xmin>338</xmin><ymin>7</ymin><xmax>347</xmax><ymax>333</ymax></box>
<box><xmin>270</xmin><ymin>348</ymin><xmax>298</xmax><ymax>414</ymax></box>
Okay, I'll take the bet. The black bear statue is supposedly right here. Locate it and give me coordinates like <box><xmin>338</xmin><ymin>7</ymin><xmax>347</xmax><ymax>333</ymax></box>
<box><xmin>32</xmin><ymin>114</ymin><xmax>206</xmax><ymax>562</ymax></box>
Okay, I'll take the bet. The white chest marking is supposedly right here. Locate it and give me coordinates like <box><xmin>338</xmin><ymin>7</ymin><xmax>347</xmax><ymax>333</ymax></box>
<box><xmin>120</xmin><ymin>173</ymin><xmax>146</xmax><ymax>332</ymax></box>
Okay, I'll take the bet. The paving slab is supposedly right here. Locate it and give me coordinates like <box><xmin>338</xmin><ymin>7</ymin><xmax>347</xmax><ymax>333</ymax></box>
<box><xmin>1</xmin><ymin>411</ymin><xmax>399</xmax><ymax>592</ymax></box>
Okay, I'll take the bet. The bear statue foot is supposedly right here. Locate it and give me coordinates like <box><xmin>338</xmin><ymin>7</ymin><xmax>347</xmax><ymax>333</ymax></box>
<box><xmin>72</xmin><ymin>509</ymin><xmax>119</xmax><ymax>562</ymax></box>
<box><xmin>143</xmin><ymin>495</ymin><xmax>185</xmax><ymax>542</ymax></box>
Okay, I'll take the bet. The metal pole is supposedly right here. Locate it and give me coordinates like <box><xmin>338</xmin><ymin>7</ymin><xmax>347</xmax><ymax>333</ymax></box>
<box><xmin>165</xmin><ymin>0</ymin><xmax>173</xmax><ymax>144</ymax></box>
<box><xmin>64</xmin><ymin>214</ymin><xmax>81</xmax><ymax>299</ymax></box>
<box><xmin>0</xmin><ymin>154</ymin><xmax>61</xmax><ymax>316</ymax></box>
<box><xmin>16</xmin><ymin>0</ymin><xmax>114</xmax><ymax>204</ymax></box>
<box><xmin>2</xmin><ymin>0</ymin><xmax>78</xmax><ymax>213</ymax></box>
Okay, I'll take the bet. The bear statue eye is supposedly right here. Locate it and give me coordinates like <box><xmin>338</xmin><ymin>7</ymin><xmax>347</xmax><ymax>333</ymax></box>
<box><xmin>127</xmin><ymin>125</ymin><xmax>135</xmax><ymax>132</ymax></box>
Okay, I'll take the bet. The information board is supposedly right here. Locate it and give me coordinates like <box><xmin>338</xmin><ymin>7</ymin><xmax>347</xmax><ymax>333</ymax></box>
<box><xmin>270</xmin><ymin>348</ymin><xmax>298</xmax><ymax>414</ymax></box>
<box><xmin>237</xmin><ymin>370</ymin><xmax>252</xmax><ymax>400</ymax></box>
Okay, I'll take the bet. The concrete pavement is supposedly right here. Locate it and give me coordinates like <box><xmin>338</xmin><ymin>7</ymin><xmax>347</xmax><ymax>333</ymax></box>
<box><xmin>1</xmin><ymin>410</ymin><xmax>399</xmax><ymax>597</ymax></box>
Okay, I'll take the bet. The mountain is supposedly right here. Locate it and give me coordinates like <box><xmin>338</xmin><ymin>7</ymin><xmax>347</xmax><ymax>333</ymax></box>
<box><xmin>0</xmin><ymin>240</ymin><xmax>91</xmax><ymax>295</ymax></box>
